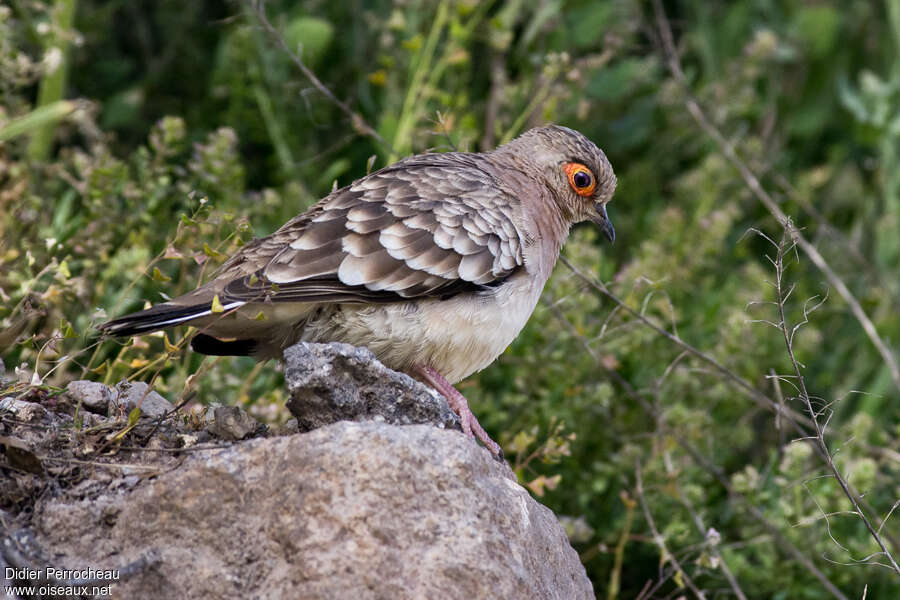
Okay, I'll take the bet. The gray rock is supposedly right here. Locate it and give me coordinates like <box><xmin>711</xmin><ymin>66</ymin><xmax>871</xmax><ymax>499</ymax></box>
<box><xmin>0</xmin><ymin>397</ymin><xmax>47</xmax><ymax>422</ymax></box>
<box><xmin>284</xmin><ymin>342</ymin><xmax>461</xmax><ymax>432</ymax></box>
<box><xmin>275</xmin><ymin>417</ymin><xmax>300</xmax><ymax>436</ymax></box>
<box><xmin>32</xmin><ymin>422</ymin><xmax>592</xmax><ymax>599</ymax></box>
<box><xmin>113</xmin><ymin>381</ymin><xmax>174</xmax><ymax>418</ymax></box>
<box><xmin>76</xmin><ymin>411</ymin><xmax>106</xmax><ymax>428</ymax></box>
<box><xmin>204</xmin><ymin>405</ymin><xmax>260</xmax><ymax>441</ymax></box>
<box><xmin>66</xmin><ymin>380</ymin><xmax>115</xmax><ymax>414</ymax></box>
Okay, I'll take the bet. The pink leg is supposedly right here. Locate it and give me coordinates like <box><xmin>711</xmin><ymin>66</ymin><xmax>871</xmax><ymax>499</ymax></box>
<box><xmin>415</xmin><ymin>365</ymin><xmax>503</xmax><ymax>459</ymax></box>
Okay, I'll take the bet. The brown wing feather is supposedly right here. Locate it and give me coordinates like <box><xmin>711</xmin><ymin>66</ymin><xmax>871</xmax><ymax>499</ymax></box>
<box><xmin>215</xmin><ymin>155</ymin><xmax>524</xmax><ymax>305</ymax></box>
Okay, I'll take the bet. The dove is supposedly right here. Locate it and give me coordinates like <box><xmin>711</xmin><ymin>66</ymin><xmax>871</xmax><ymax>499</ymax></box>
<box><xmin>100</xmin><ymin>124</ymin><xmax>617</xmax><ymax>457</ymax></box>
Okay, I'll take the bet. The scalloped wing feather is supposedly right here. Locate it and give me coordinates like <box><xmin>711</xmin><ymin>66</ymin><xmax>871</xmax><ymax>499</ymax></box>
<box><xmin>215</xmin><ymin>156</ymin><xmax>525</xmax><ymax>304</ymax></box>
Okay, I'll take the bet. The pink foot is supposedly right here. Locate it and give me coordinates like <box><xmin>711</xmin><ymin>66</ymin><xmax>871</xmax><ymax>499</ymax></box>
<box><xmin>415</xmin><ymin>365</ymin><xmax>503</xmax><ymax>460</ymax></box>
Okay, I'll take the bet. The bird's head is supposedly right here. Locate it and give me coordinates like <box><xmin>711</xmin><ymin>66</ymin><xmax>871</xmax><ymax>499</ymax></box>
<box><xmin>497</xmin><ymin>124</ymin><xmax>617</xmax><ymax>243</ymax></box>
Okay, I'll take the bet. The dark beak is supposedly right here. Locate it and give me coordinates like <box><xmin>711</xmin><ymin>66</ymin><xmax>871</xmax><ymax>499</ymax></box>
<box><xmin>591</xmin><ymin>203</ymin><xmax>615</xmax><ymax>243</ymax></box>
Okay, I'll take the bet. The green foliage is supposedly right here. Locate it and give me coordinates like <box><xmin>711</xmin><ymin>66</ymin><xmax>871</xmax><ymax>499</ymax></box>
<box><xmin>2</xmin><ymin>0</ymin><xmax>900</xmax><ymax>596</ymax></box>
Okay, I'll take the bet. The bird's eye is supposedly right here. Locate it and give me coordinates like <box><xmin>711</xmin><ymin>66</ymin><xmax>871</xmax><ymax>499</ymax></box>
<box><xmin>563</xmin><ymin>162</ymin><xmax>597</xmax><ymax>197</ymax></box>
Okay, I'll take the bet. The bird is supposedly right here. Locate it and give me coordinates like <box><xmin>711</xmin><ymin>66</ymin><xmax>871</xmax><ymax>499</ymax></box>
<box><xmin>100</xmin><ymin>124</ymin><xmax>617</xmax><ymax>457</ymax></box>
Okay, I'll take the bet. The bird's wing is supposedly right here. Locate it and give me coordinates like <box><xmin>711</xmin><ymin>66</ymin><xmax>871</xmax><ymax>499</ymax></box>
<box><xmin>216</xmin><ymin>158</ymin><xmax>525</xmax><ymax>304</ymax></box>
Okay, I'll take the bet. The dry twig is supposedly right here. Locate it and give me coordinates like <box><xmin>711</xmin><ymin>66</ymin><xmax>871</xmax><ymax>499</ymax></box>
<box><xmin>635</xmin><ymin>459</ymin><xmax>709</xmax><ymax>600</ymax></box>
<box><xmin>770</xmin><ymin>227</ymin><xmax>900</xmax><ymax>574</ymax></box>
<box><xmin>545</xmin><ymin>284</ymin><xmax>851</xmax><ymax>599</ymax></box>
<box><xmin>674</xmin><ymin>485</ymin><xmax>749</xmax><ymax>600</ymax></box>
<box><xmin>650</xmin><ymin>0</ymin><xmax>900</xmax><ymax>392</ymax></box>
<box><xmin>248</xmin><ymin>0</ymin><xmax>386</xmax><ymax>146</ymax></box>
<box><xmin>559</xmin><ymin>256</ymin><xmax>900</xmax><ymax>554</ymax></box>
<box><xmin>559</xmin><ymin>256</ymin><xmax>812</xmax><ymax>429</ymax></box>
<box><xmin>672</xmin><ymin>426</ymin><xmax>851</xmax><ymax>600</ymax></box>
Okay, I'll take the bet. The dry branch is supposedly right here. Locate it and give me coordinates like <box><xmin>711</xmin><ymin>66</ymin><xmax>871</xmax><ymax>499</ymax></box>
<box><xmin>559</xmin><ymin>256</ymin><xmax>900</xmax><ymax>555</ymax></box>
<box><xmin>650</xmin><ymin>0</ymin><xmax>900</xmax><ymax>392</ymax></box>
<box><xmin>635</xmin><ymin>460</ymin><xmax>709</xmax><ymax>600</ymax></box>
<box><xmin>546</xmin><ymin>273</ymin><xmax>852</xmax><ymax>599</ymax></box>
<box><xmin>771</xmin><ymin>227</ymin><xmax>900</xmax><ymax>574</ymax></box>
<box><xmin>248</xmin><ymin>0</ymin><xmax>386</xmax><ymax>147</ymax></box>
<box><xmin>559</xmin><ymin>256</ymin><xmax>812</xmax><ymax>429</ymax></box>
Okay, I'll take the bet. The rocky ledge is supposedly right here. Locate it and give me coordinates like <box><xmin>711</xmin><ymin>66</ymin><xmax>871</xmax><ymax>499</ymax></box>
<box><xmin>0</xmin><ymin>342</ymin><xmax>593</xmax><ymax>599</ymax></box>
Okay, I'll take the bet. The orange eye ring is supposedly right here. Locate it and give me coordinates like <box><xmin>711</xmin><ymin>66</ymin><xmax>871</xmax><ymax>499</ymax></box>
<box><xmin>563</xmin><ymin>162</ymin><xmax>597</xmax><ymax>197</ymax></box>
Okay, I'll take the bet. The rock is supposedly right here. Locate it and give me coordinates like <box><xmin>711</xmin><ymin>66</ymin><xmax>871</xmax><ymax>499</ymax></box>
<box><xmin>31</xmin><ymin>422</ymin><xmax>592</xmax><ymax>599</ymax></box>
<box><xmin>113</xmin><ymin>381</ymin><xmax>174</xmax><ymax>418</ymax></box>
<box><xmin>77</xmin><ymin>410</ymin><xmax>107</xmax><ymax>428</ymax></box>
<box><xmin>66</xmin><ymin>380</ymin><xmax>115</xmax><ymax>414</ymax></box>
<box><xmin>3</xmin><ymin>344</ymin><xmax>590</xmax><ymax>598</ymax></box>
<box><xmin>203</xmin><ymin>405</ymin><xmax>260</xmax><ymax>441</ymax></box>
<box><xmin>0</xmin><ymin>397</ymin><xmax>47</xmax><ymax>422</ymax></box>
<box><xmin>284</xmin><ymin>342</ymin><xmax>461</xmax><ymax>432</ymax></box>
<box><xmin>0</xmin><ymin>436</ymin><xmax>43</xmax><ymax>474</ymax></box>
<box><xmin>275</xmin><ymin>417</ymin><xmax>300</xmax><ymax>436</ymax></box>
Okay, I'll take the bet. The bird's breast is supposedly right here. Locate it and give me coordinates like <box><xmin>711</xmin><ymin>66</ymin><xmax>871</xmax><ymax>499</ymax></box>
<box><xmin>301</xmin><ymin>270</ymin><xmax>545</xmax><ymax>383</ymax></box>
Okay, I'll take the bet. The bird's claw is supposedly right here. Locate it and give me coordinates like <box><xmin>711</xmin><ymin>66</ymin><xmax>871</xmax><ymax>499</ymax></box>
<box><xmin>416</xmin><ymin>365</ymin><xmax>504</xmax><ymax>461</ymax></box>
<box><xmin>454</xmin><ymin>401</ymin><xmax>504</xmax><ymax>461</ymax></box>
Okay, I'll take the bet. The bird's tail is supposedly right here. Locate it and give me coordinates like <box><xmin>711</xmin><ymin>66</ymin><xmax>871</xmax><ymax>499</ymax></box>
<box><xmin>98</xmin><ymin>300</ymin><xmax>244</xmax><ymax>337</ymax></box>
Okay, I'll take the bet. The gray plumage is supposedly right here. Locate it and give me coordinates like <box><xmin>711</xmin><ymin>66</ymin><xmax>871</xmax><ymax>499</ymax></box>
<box><xmin>101</xmin><ymin>125</ymin><xmax>616</xmax><ymax>451</ymax></box>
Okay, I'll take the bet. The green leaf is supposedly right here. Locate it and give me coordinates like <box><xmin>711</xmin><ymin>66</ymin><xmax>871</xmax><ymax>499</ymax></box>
<box><xmin>127</xmin><ymin>405</ymin><xmax>141</xmax><ymax>427</ymax></box>
<box><xmin>57</xmin><ymin>259</ymin><xmax>71</xmax><ymax>279</ymax></box>
<box><xmin>151</xmin><ymin>267</ymin><xmax>171</xmax><ymax>282</ymax></box>
<box><xmin>283</xmin><ymin>17</ymin><xmax>334</xmax><ymax>67</ymax></box>
<box><xmin>793</xmin><ymin>5</ymin><xmax>840</xmax><ymax>58</ymax></box>
<box><xmin>0</xmin><ymin>100</ymin><xmax>77</xmax><ymax>142</ymax></box>
<box><xmin>59</xmin><ymin>318</ymin><xmax>76</xmax><ymax>338</ymax></box>
<box><xmin>203</xmin><ymin>243</ymin><xmax>225</xmax><ymax>259</ymax></box>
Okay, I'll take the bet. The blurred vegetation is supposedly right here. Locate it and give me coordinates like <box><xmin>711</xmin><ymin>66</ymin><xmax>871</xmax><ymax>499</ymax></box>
<box><xmin>2</xmin><ymin>0</ymin><xmax>900</xmax><ymax>596</ymax></box>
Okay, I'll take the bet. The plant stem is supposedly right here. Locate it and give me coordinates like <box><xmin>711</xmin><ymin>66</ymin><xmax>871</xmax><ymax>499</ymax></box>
<box><xmin>0</xmin><ymin>101</ymin><xmax>76</xmax><ymax>142</ymax></box>
<box><xmin>773</xmin><ymin>227</ymin><xmax>900</xmax><ymax>575</ymax></box>
<box><xmin>652</xmin><ymin>0</ymin><xmax>900</xmax><ymax>392</ymax></box>
<box><xmin>635</xmin><ymin>460</ymin><xmax>708</xmax><ymax>600</ymax></box>
<box><xmin>389</xmin><ymin>0</ymin><xmax>449</xmax><ymax>162</ymax></box>
<box><xmin>27</xmin><ymin>0</ymin><xmax>77</xmax><ymax>160</ymax></box>
<box><xmin>606</xmin><ymin>491</ymin><xmax>636</xmax><ymax>600</ymax></box>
